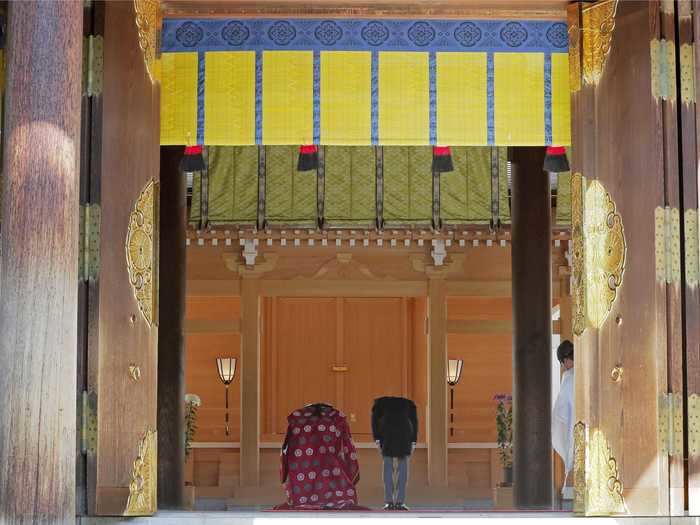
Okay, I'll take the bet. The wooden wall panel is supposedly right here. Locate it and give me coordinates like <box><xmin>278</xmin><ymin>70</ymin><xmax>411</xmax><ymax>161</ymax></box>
<box><xmin>342</xmin><ymin>298</ymin><xmax>406</xmax><ymax>435</ymax></box>
<box><xmin>186</xmin><ymin>296</ymin><xmax>241</xmax><ymax>321</ymax></box>
<box><xmin>185</xmin><ymin>332</ymin><xmax>241</xmax><ymax>442</ymax></box>
<box><xmin>272</xmin><ymin>298</ymin><xmax>338</xmax><ymax>434</ymax></box>
<box><xmin>447</xmin><ymin>333</ymin><xmax>512</xmax><ymax>442</ymax></box>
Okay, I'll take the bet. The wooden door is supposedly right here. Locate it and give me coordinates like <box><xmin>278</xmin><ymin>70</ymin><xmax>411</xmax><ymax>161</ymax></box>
<box><xmin>342</xmin><ymin>298</ymin><xmax>407</xmax><ymax>436</ymax></box>
<box><xmin>569</xmin><ymin>0</ymin><xmax>676</xmax><ymax>516</ymax></box>
<box><xmin>86</xmin><ymin>1</ymin><xmax>160</xmax><ymax>516</ymax></box>
<box><xmin>271</xmin><ymin>298</ymin><xmax>338</xmax><ymax>434</ymax></box>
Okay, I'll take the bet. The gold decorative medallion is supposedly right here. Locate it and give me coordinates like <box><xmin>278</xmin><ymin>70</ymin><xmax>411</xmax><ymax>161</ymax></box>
<box><xmin>573</xmin><ymin>421</ymin><xmax>586</xmax><ymax>514</ymax></box>
<box><xmin>126</xmin><ymin>179</ymin><xmax>158</xmax><ymax>327</ymax></box>
<box><xmin>680</xmin><ymin>43</ymin><xmax>695</xmax><ymax>105</ymax></box>
<box><xmin>572</xmin><ymin>173</ymin><xmax>586</xmax><ymax>335</ymax></box>
<box><xmin>124</xmin><ymin>429</ymin><xmax>157</xmax><ymax>516</ymax></box>
<box><xmin>690</xmin><ymin>393</ymin><xmax>700</xmax><ymax>458</ymax></box>
<box><xmin>586</xmin><ymin>429</ymin><xmax>626</xmax><ymax>515</ymax></box>
<box><xmin>584</xmin><ymin>180</ymin><xmax>626</xmax><ymax>329</ymax></box>
<box><xmin>133</xmin><ymin>0</ymin><xmax>161</xmax><ymax>83</ymax></box>
<box><xmin>582</xmin><ymin>0</ymin><xmax>619</xmax><ymax>86</ymax></box>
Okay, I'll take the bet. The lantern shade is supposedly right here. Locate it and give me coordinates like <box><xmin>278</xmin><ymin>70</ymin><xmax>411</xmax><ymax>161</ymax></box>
<box><xmin>543</xmin><ymin>146</ymin><xmax>569</xmax><ymax>173</ymax></box>
<box><xmin>447</xmin><ymin>358</ymin><xmax>463</xmax><ymax>386</ymax></box>
<box><xmin>216</xmin><ymin>357</ymin><xmax>237</xmax><ymax>385</ymax></box>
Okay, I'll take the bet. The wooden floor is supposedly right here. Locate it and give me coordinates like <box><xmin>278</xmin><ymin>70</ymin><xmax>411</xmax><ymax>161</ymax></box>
<box><xmin>78</xmin><ymin>511</ymin><xmax>699</xmax><ymax>525</ymax></box>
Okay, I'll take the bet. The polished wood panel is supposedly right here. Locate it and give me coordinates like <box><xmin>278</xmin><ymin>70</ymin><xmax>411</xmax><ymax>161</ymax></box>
<box><xmin>87</xmin><ymin>0</ymin><xmax>160</xmax><ymax>516</ymax></box>
<box><xmin>573</xmin><ymin>1</ymin><xmax>670</xmax><ymax>515</ymax></box>
<box><xmin>0</xmin><ymin>2</ymin><xmax>82</xmax><ymax>523</ymax></box>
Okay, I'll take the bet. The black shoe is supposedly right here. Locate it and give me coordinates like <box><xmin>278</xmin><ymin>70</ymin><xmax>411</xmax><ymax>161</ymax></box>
<box><xmin>395</xmin><ymin>503</ymin><xmax>409</xmax><ymax>511</ymax></box>
<box><xmin>383</xmin><ymin>503</ymin><xmax>395</xmax><ymax>510</ymax></box>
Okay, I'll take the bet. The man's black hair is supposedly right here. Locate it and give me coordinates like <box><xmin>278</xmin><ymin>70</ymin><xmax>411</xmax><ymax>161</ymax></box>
<box><xmin>557</xmin><ymin>340</ymin><xmax>574</xmax><ymax>363</ymax></box>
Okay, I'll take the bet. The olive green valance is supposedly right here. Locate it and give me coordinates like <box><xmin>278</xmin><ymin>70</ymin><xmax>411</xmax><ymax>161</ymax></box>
<box><xmin>190</xmin><ymin>146</ymin><xmax>515</xmax><ymax>229</ymax></box>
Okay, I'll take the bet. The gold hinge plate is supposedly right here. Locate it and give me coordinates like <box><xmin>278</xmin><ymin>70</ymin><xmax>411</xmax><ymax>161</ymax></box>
<box><xmin>82</xmin><ymin>35</ymin><xmax>103</xmax><ymax>97</ymax></box>
<box><xmin>79</xmin><ymin>204</ymin><xmax>101</xmax><ymax>281</ymax></box>
<box><xmin>651</xmin><ymin>38</ymin><xmax>677</xmax><ymax>102</ymax></box>
<box><xmin>81</xmin><ymin>390</ymin><xmax>98</xmax><ymax>455</ymax></box>
<box><xmin>690</xmin><ymin>393</ymin><xmax>700</xmax><ymax>458</ymax></box>
<box><xmin>655</xmin><ymin>207</ymin><xmax>681</xmax><ymax>284</ymax></box>
<box><xmin>659</xmin><ymin>392</ymin><xmax>683</xmax><ymax>457</ymax></box>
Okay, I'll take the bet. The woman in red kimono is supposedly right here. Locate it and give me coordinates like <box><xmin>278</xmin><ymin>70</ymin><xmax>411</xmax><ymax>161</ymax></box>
<box><xmin>279</xmin><ymin>403</ymin><xmax>360</xmax><ymax>509</ymax></box>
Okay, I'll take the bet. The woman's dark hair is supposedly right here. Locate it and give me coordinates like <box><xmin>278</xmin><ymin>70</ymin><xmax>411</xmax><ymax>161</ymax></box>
<box><xmin>557</xmin><ymin>340</ymin><xmax>574</xmax><ymax>363</ymax></box>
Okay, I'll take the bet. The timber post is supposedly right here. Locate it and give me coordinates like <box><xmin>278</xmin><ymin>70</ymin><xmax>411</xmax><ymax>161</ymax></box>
<box><xmin>240</xmin><ymin>278</ymin><xmax>261</xmax><ymax>486</ymax></box>
<box><xmin>427</xmin><ymin>278</ymin><xmax>448</xmax><ymax>487</ymax></box>
<box><xmin>157</xmin><ymin>147</ymin><xmax>187</xmax><ymax>508</ymax></box>
<box><xmin>511</xmin><ymin>147</ymin><xmax>553</xmax><ymax>509</ymax></box>
<box><xmin>0</xmin><ymin>1</ymin><xmax>83</xmax><ymax>523</ymax></box>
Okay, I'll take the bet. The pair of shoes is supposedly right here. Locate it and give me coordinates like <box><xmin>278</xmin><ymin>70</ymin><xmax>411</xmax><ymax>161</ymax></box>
<box><xmin>394</xmin><ymin>503</ymin><xmax>409</xmax><ymax>511</ymax></box>
<box><xmin>383</xmin><ymin>503</ymin><xmax>395</xmax><ymax>510</ymax></box>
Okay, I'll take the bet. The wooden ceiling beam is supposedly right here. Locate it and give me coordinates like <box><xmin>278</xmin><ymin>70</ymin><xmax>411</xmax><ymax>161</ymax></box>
<box><xmin>161</xmin><ymin>0</ymin><xmax>568</xmax><ymax>20</ymax></box>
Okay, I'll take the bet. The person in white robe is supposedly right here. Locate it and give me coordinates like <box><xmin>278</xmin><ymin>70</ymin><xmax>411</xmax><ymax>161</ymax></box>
<box><xmin>552</xmin><ymin>340</ymin><xmax>574</xmax><ymax>499</ymax></box>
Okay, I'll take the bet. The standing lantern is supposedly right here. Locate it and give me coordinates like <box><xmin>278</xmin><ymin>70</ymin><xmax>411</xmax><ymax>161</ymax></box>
<box><xmin>216</xmin><ymin>357</ymin><xmax>237</xmax><ymax>436</ymax></box>
<box><xmin>446</xmin><ymin>359</ymin><xmax>463</xmax><ymax>437</ymax></box>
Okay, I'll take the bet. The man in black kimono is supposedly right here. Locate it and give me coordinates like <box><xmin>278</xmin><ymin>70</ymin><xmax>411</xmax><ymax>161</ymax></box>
<box><xmin>371</xmin><ymin>396</ymin><xmax>418</xmax><ymax>510</ymax></box>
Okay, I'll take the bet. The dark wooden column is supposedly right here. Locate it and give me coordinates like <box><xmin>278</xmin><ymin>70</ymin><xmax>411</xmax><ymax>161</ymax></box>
<box><xmin>157</xmin><ymin>146</ymin><xmax>187</xmax><ymax>508</ymax></box>
<box><xmin>510</xmin><ymin>147</ymin><xmax>552</xmax><ymax>509</ymax></box>
<box><xmin>0</xmin><ymin>1</ymin><xmax>83</xmax><ymax>524</ymax></box>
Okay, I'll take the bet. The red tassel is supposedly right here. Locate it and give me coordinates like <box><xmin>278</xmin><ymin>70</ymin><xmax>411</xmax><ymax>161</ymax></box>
<box><xmin>180</xmin><ymin>145</ymin><xmax>205</xmax><ymax>173</ymax></box>
<box><xmin>543</xmin><ymin>146</ymin><xmax>569</xmax><ymax>173</ymax></box>
<box><xmin>432</xmin><ymin>146</ymin><xmax>454</xmax><ymax>173</ymax></box>
<box><xmin>297</xmin><ymin>145</ymin><xmax>319</xmax><ymax>171</ymax></box>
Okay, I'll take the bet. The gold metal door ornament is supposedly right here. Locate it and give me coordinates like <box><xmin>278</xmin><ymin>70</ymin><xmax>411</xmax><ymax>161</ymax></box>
<box><xmin>584</xmin><ymin>180</ymin><xmax>626</xmax><ymax>329</ymax></box>
<box><xmin>586</xmin><ymin>428</ymin><xmax>626</xmax><ymax>515</ymax></box>
<box><xmin>124</xmin><ymin>429</ymin><xmax>157</xmax><ymax>516</ymax></box>
<box><xmin>582</xmin><ymin>0</ymin><xmax>618</xmax><ymax>86</ymax></box>
<box><xmin>690</xmin><ymin>394</ymin><xmax>700</xmax><ymax>458</ymax></box>
<box><xmin>571</xmin><ymin>173</ymin><xmax>586</xmax><ymax>335</ymax></box>
<box><xmin>134</xmin><ymin>0</ymin><xmax>161</xmax><ymax>83</ymax></box>
<box><xmin>573</xmin><ymin>421</ymin><xmax>586</xmax><ymax>514</ymax></box>
<box><xmin>126</xmin><ymin>179</ymin><xmax>158</xmax><ymax>327</ymax></box>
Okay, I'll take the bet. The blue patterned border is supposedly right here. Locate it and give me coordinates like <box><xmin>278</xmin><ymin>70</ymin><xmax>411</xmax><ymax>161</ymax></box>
<box><xmin>371</xmin><ymin>51</ymin><xmax>379</xmax><ymax>145</ymax></box>
<box><xmin>255</xmin><ymin>50</ymin><xmax>263</xmax><ymax>144</ymax></box>
<box><xmin>163</xmin><ymin>19</ymin><xmax>568</xmax><ymax>53</ymax></box>
<box><xmin>429</xmin><ymin>52</ymin><xmax>437</xmax><ymax>145</ymax></box>
<box><xmin>196</xmin><ymin>51</ymin><xmax>206</xmax><ymax>144</ymax></box>
<box><xmin>487</xmin><ymin>53</ymin><xmax>494</xmax><ymax>145</ymax></box>
<box><xmin>544</xmin><ymin>52</ymin><xmax>552</xmax><ymax>145</ymax></box>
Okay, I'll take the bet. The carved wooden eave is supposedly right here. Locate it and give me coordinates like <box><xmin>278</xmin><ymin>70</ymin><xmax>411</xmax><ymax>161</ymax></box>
<box><xmin>410</xmin><ymin>253</ymin><xmax>467</xmax><ymax>279</ymax></box>
<box><xmin>161</xmin><ymin>0</ymin><xmax>568</xmax><ymax>20</ymax></box>
<box><xmin>186</xmin><ymin>226</ymin><xmax>572</xmax><ymax>250</ymax></box>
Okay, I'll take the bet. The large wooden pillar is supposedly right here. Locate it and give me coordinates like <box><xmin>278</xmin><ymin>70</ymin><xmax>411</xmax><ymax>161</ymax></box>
<box><xmin>427</xmin><ymin>278</ymin><xmax>448</xmax><ymax>486</ymax></box>
<box><xmin>0</xmin><ymin>1</ymin><xmax>82</xmax><ymax>523</ymax></box>
<box><xmin>240</xmin><ymin>279</ymin><xmax>260</xmax><ymax>486</ymax></box>
<box><xmin>511</xmin><ymin>147</ymin><xmax>552</xmax><ymax>509</ymax></box>
<box><xmin>157</xmin><ymin>147</ymin><xmax>187</xmax><ymax>508</ymax></box>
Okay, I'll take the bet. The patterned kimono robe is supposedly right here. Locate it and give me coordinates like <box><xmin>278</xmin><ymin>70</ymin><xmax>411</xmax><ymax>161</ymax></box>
<box><xmin>280</xmin><ymin>404</ymin><xmax>360</xmax><ymax>509</ymax></box>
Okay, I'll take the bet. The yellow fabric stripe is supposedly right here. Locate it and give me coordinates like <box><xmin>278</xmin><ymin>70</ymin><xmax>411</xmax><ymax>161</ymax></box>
<box><xmin>379</xmin><ymin>52</ymin><xmax>430</xmax><ymax>145</ymax></box>
<box><xmin>436</xmin><ymin>52</ymin><xmax>487</xmax><ymax>146</ymax></box>
<box><xmin>551</xmin><ymin>53</ymin><xmax>571</xmax><ymax>146</ymax></box>
<box><xmin>262</xmin><ymin>51</ymin><xmax>313</xmax><ymax>145</ymax></box>
<box><xmin>204</xmin><ymin>52</ymin><xmax>256</xmax><ymax>145</ymax></box>
<box><xmin>160</xmin><ymin>52</ymin><xmax>198</xmax><ymax>145</ymax></box>
<box><xmin>494</xmin><ymin>53</ymin><xmax>544</xmax><ymax>146</ymax></box>
<box><xmin>321</xmin><ymin>52</ymin><xmax>372</xmax><ymax>145</ymax></box>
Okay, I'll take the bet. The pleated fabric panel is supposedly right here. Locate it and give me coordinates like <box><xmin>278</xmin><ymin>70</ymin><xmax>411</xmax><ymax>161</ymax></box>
<box><xmin>265</xmin><ymin>145</ymin><xmax>317</xmax><ymax>225</ymax></box>
<box><xmin>324</xmin><ymin>146</ymin><xmax>376</xmax><ymax>226</ymax></box>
